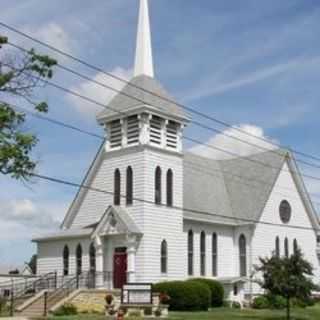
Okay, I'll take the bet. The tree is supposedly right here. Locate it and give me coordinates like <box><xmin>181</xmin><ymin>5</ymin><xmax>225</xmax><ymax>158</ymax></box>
<box><xmin>27</xmin><ymin>254</ymin><xmax>37</xmax><ymax>274</ymax></box>
<box><xmin>255</xmin><ymin>248</ymin><xmax>315</xmax><ymax>320</ymax></box>
<box><xmin>0</xmin><ymin>35</ymin><xmax>57</xmax><ymax>180</ymax></box>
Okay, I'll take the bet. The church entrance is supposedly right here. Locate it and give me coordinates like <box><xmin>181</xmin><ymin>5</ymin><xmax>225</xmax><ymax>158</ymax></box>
<box><xmin>113</xmin><ymin>247</ymin><xmax>127</xmax><ymax>289</ymax></box>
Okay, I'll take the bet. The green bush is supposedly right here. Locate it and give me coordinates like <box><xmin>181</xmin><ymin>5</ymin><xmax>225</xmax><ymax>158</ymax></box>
<box><xmin>252</xmin><ymin>296</ymin><xmax>269</xmax><ymax>309</ymax></box>
<box><xmin>231</xmin><ymin>301</ymin><xmax>241</xmax><ymax>309</ymax></box>
<box><xmin>188</xmin><ymin>278</ymin><xmax>224</xmax><ymax>307</ymax></box>
<box><xmin>267</xmin><ymin>295</ymin><xmax>287</xmax><ymax>310</ymax></box>
<box><xmin>53</xmin><ymin>303</ymin><xmax>78</xmax><ymax>316</ymax></box>
<box><xmin>153</xmin><ymin>281</ymin><xmax>211</xmax><ymax>311</ymax></box>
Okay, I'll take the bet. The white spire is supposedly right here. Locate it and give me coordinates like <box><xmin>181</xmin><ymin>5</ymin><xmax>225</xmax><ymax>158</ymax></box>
<box><xmin>134</xmin><ymin>0</ymin><xmax>154</xmax><ymax>78</ymax></box>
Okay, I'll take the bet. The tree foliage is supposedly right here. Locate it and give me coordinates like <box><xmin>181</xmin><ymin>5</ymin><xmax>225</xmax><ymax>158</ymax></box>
<box><xmin>27</xmin><ymin>254</ymin><xmax>37</xmax><ymax>274</ymax></box>
<box><xmin>255</xmin><ymin>248</ymin><xmax>315</xmax><ymax>320</ymax></box>
<box><xmin>0</xmin><ymin>35</ymin><xmax>57</xmax><ymax>180</ymax></box>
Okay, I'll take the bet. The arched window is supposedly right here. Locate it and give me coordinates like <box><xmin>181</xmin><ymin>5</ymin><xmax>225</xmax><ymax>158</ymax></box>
<box><xmin>76</xmin><ymin>244</ymin><xmax>82</xmax><ymax>275</ymax></box>
<box><xmin>155</xmin><ymin>167</ymin><xmax>162</xmax><ymax>204</ymax></box>
<box><xmin>293</xmin><ymin>239</ymin><xmax>298</xmax><ymax>254</ymax></box>
<box><xmin>126</xmin><ymin>166</ymin><xmax>133</xmax><ymax>205</ymax></box>
<box><xmin>284</xmin><ymin>237</ymin><xmax>289</xmax><ymax>258</ymax></box>
<box><xmin>188</xmin><ymin>230</ymin><xmax>194</xmax><ymax>276</ymax></box>
<box><xmin>200</xmin><ymin>231</ymin><xmax>206</xmax><ymax>276</ymax></box>
<box><xmin>89</xmin><ymin>243</ymin><xmax>96</xmax><ymax>273</ymax></box>
<box><xmin>63</xmin><ymin>245</ymin><xmax>69</xmax><ymax>276</ymax></box>
<box><xmin>161</xmin><ymin>240</ymin><xmax>167</xmax><ymax>274</ymax></box>
<box><xmin>114</xmin><ymin>169</ymin><xmax>121</xmax><ymax>205</ymax></box>
<box><xmin>166</xmin><ymin>169</ymin><xmax>173</xmax><ymax>207</ymax></box>
<box><xmin>212</xmin><ymin>233</ymin><xmax>218</xmax><ymax>276</ymax></box>
<box><xmin>239</xmin><ymin>234</ymin><xmax>247</xmax><ymax>277</ymax></box>
<box><xmin>275</xmin><ymin>237</ymin><xmax>280</xmax><ymax>257</ymax></box>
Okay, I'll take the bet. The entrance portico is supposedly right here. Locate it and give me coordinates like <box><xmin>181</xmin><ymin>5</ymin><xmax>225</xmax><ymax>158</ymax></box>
<box><xmin>92</xmin><ymin>206</ymin><xmax>142</xmax><ymax>289</ymax></box>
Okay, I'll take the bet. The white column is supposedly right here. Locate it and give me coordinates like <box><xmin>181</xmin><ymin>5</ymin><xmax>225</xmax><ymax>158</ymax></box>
<box><xmin>126</xmin><ymin>235</ymin><xmax>137</xmax><ymax>283</ymax></box>
<box><xmin>94</xmin><ymin>236</ymin><xmax>104</xmax><ymax>288</ymax></box>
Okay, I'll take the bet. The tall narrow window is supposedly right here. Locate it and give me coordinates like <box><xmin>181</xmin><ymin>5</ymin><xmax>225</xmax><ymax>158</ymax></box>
<box><xmin>293</xmin><ymin>239</ymin><xmax>298</xmax><ymax>254</ymax></box>
<box><xmin>200</xmin><ymin>231</ymin><xmax>206</xmax><ymax>276</ymax></box>
<box><xmin>126</xmin><ymin>166</ymin><xmax>133</xmax><ymax>205</ymax></box>
<box><xmin>212</xmin><ymin>233</ymin><xmax>218</xmax><ymax>276</ymax></box>
<box><xmin>63</xmin><ymin>245</ymin><xmax>69</xmax><ymax>276</ymax></box>
<box><xmin>284</xmin><ymin>237</ymin><xmax>289</xmax><ymax>258</ymax></box>
<box><xmin>166</xmin><ymin>169</ymin><xmax>173</xmax><ymax>207</ymax></box>
<box><xmin>114</xmin><ymin>169</ymin><xmax>121</xmax><ymax>205</ymax></box>
<box><xmin>275</xmin><ymin>237</ymin><xmax>280</xmax><ymax>257</ymax></box>
<box><xmin>89</xmin><ymin>243</ymin><xmax>96</xmax><ymax>273</ymax></box>
<box><xmin>76</xmin><ymin>244</ymin><xmax>82</xmax><ymax>275</ymax></box>
<box><xmin>239</xmin><ymin>234</ymin><xmax>247</xmax><ymax>277</ymax></box>
<box><xmin>161</xmin><ymin>240</ymin><xmax>167</xmax><ymax>274</ymax></box>
<box><xmin>155</xmin><ymin>166</ymin><xmax>162</xmax><ymax>204</ymax></box>
<box><xmin>188</xmin><ymin>230</ymin><xmax>194</xmax><ymax>276</ymax></box>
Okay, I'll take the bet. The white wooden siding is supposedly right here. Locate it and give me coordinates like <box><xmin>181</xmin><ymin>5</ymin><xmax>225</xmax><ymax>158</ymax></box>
<box><xmin>251</xmin><ymin>161</ymin><xmax>320</xmax><ymax>294</ymax></box>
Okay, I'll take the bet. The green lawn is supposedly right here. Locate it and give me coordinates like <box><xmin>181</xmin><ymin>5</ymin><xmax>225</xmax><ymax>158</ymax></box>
<box><xmin>46</xmin><ymin>304</ymin><xmax>320</xmax><ymax>320</ymax></box>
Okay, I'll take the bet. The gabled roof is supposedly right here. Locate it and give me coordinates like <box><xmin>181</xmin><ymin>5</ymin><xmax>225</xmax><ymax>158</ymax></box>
<box><xmin>220</xmin><ymin>149</ymin><xmax>286</xmax><ymax>222</ymax></box>
<box><xmin>96</xmin><ymin>75</ymin><xmax>189</xmax><ymax>123</ymax></box>
<box><xmin>183</xmin><ymin>149</ymin><xmax>320</xmax><ymax>229</ymax></box>
<box><xmin>183</xmin><ymin>152</ymin><xmax>235</xmax><ymax>225</ymax></box>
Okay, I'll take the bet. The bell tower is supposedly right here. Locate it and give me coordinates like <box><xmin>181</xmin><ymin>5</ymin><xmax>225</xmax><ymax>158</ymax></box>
<box><xmin>96</xmin><ymin>0</ymin><xmax>190</xmax><ymax>154</ymax></box>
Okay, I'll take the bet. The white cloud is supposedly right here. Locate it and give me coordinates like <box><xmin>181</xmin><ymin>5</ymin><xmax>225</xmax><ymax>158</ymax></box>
<box><xmin>0</xmin><ymin>199</ymin><xmax>64</xmax><ymax>240</ymax></box>
<box><xmin>190</xmin><ymin>124</ymin><xmax>278</xmax><ymax>160</ymax></box>
<box><xmin>68</xmin><ymin>67</ymin><xmax>132</xmax><ymax>118</ymax></box>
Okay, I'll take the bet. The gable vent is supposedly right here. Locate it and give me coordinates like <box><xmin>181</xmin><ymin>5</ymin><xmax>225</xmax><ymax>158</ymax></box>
<box><xmin>127</xmin><ymin>115</ymin><xmax>140</xmax><ymax>146</ymax></box>
<box><xmin>166</xmin><ymin>121</ymin><xmax>178</xmax><ymax>149</ymax></box>
<box><xmin>150</xmin><ymin>115</ymin><xmax>162</xmax><ymax>145</ymax></box>
<box><xmin>110</xmin><ymin>120</ymin><xmax>122</xmax><ymax>149</ymax></box>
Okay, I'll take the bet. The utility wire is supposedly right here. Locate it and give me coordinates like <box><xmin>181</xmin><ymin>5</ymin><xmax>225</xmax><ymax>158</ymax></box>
<box><xmin>1</xmin><ymin>22</ymin><xmax>320</xmax><ymax>164</ymax></box>
<box><xmin>6</xmin><ymin>41</ymin><xmax>320</xmax><ymax>172</ymax></box>
<box><xmin>2</xmin><ymin>99</ymin><xmax>320</xmax><ymax>206</ymax></box>
<box><xmin>4</xmin><ymin>62</ymin><xmax>320</xmax><ymax>186</ymax></box>
<box><xmin>30</xmin><ymin>171</ymin><xmax>320</xmax><ymax>232</ymax></box>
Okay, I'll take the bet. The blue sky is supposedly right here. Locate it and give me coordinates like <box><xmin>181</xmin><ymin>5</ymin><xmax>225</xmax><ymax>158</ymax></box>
<box><xmin>1</xmin><ymin>0</ymin><xmax>320</xmax><ymax>266</ymax></box>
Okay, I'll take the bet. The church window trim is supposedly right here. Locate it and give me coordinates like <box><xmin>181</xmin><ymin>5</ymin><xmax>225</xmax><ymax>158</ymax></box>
<box><xmin>188</xmin><ymin>230</ymin><xmax>194</xmax><ymax>276</ymax></box>
<box><xmin>166</xmin><ymin>169</ymin><xmax>173</xmax><ymax>207</ymax></box>
<box><xmin>63</xmin><ymin>245</ymin><xmax>69</xmax><ymax>276</ymax></box>
<box><xmin>212</xmin><ymin>233</ymin><xmax>218</xmax><ymax>277</ymax></box>
<box><xmin>275</xmin><ymin>236</ymin><xmax>280</xmax><ymax>258</ymax></box>
<box><xmin>76</xmin><ymin>244</ymin><xmax>83</xmax><ymax>275</ymax></box>
<box><xmin>293</xmin><ymin>238</ymin><xmax>298</xmax><ymax>254</ymax></box>
<box><xmin>89</xmin><ymin>243</ymin><xmax>96</xmax><ymax>273</ymax></box>
<box><xmin>161</xmin><ymin>240</ymin><xmax>168</xmax><ymax>274</ymax></box>
<box><xmin>284</xmin><ymin>237</ymin><xmax>289</xmax><ymax>258</ymax></box>
<box><xmin>126</xmin><ymin>166</ymin><xmax>133</xmax><ymax>206</ymax></box>
<box><xmin>114</xmin><ymin>169</ymin><xmax>121</xmax><ymax>205</ymax></box>
<box><xmin>239</xmin><ymin>234</ymin><xmax>247</xmax><ymax>277</ymax></box>
<box><xmin>155</xmin><ymin>166</ymin><xmax>162</xmax><ymax>205</ymax></box>
<box><xmin>200</xmin><ymin>231</ymin><xmax>206</xmax><ymax>276</ymax></box>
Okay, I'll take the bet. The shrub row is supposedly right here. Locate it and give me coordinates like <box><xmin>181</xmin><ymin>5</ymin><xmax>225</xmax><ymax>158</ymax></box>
<box><xmin>252</xmin><ymin>294</ymin><xmax>316</xmax><ymax>310</ymax></box>
<box><xmin>153</xmin><ymin>279</ymin><xmax>224</xmax><ymax>311</ymax></box>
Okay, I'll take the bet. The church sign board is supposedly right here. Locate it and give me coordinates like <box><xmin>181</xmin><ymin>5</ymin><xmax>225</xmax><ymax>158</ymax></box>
<box><xmin>121</xmin><ymin>283</ymin><xmax>153</xmax><ymax>305</ymax></box>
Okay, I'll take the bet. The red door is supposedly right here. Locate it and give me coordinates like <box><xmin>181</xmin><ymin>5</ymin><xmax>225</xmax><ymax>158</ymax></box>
<box><xmin>113</xmin><ymin>249</ymin><xmax>127</xmax><ymax>289</ymax></box>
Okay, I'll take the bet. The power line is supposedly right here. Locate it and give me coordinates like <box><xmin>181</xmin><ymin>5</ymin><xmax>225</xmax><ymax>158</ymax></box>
<box><xmin>30</xmin><ymin>171</ymin><xmax>320</xmax><ymax>232</ymax></box>
<box><xmin>1</xmin><ymin>22</ymin><xmax>320</xmax><ymax>164</ymax></box>
<box><xmin>4</xmin><ymin>62</ymin><xmax>320</xmax><ymax>186</ymax></box>
<box><xmin>6</xmin><ymin>41</ymin><xmax>320</xmax><ymax>172</ymax></box>
<box><xmin>2</xmin><ymin>98</ymin><xmax>320</xmax><ymax>205</ymax></box>
<box><xmin>0</xmin><ymin>100</ymin><xmax>104</xmax><ymax>140</ymax></box>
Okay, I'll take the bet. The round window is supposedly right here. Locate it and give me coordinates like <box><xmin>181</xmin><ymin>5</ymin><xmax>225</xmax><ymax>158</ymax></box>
<box><xmin>279</xmin><ymin>200</ymin><xmax>291</xmax><ymax>223</ymax></box>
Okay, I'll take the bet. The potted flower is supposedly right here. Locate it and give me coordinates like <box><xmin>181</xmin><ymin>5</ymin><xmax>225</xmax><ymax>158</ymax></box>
<box><xmin>105</xmin><ymin>294</ymin><xmax>115</xmax><ymax>316</ymax></box>
<box><xmin>159</xmin><ymin>293</ymin><xmax>170</xmax><ymax>305</ymax></box>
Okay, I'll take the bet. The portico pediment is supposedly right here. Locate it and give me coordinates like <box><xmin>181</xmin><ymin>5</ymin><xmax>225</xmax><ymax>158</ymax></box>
<box><xmin>92</xmin><ymin>206</ymin><xmax>142</xmax><ymax>238</ymax></box>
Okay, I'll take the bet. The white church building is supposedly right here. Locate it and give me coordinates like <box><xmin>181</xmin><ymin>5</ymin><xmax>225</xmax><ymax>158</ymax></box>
<box><xmin>34</xmin><ymin>0</ymin><xmax>320</xmax><ymax>301</ymax></box>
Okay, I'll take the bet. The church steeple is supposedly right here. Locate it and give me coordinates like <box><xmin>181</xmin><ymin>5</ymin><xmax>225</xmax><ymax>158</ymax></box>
<box><xmin>134</xmin><ymin>0</ymin><xmax>154</xmax><ymax>78</ymax></box>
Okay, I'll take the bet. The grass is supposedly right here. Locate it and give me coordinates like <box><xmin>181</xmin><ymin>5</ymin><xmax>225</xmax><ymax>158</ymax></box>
<box><xmin>45</xmin><ymin>304</ymin><xmax>320</xmax><ymax>320</ymax></box>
